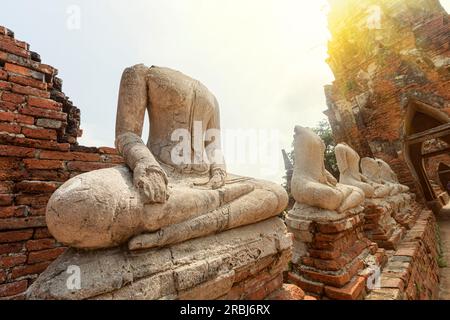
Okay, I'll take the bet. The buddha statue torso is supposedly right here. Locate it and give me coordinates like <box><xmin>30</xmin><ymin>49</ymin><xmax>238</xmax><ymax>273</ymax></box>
<box><xmin>143</xmin><ymin>66</ymin><xmax>220</xmax><ymax>175</ymax></box>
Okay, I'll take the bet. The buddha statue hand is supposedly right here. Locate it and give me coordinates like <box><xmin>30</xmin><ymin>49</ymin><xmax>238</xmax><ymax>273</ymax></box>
<box><xmin>209</xmin><ymin>167</ymin><xmax>227</xmax><ymax>189</ymax></box>
<box><xmin>133</xmin><ymin>161</ymin><xmax>169</xmax><ymax>204</ymax></box>
<box><xmin>116</xmin><ymin>132</ymin><xmax>169</xmax><ymax>204</ymax></box>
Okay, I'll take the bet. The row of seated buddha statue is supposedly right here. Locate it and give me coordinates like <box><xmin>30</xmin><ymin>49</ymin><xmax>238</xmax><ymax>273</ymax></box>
<box><xmin>334</xmin><ymin>143</ymin><xmax>414</xmax><ymax>249</ymax></box>
<box><xmin>290</xmin><ymin>127</ymin><xmax>411</xmax><ymax>216</ymax></box>
<box><xmin>28</xmin><ymin>65</ymin><xmax>417</xmax><ymax>300</ymax></box>
<box><xmin>286</xmin><ymin>126</ymin><xmax>414</xmax><ymax>299</ymax></box>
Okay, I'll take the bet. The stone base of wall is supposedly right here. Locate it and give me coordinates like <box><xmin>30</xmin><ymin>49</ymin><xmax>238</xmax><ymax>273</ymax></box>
<box><xmin>365</xmin><ymin>210</ymin><xmax>439</xmax><ymax>300</ymax></box>
<box><xmin>26</xmin><ymin>217</ymin><xmax>292</xmax><ymax>300</ymax></box>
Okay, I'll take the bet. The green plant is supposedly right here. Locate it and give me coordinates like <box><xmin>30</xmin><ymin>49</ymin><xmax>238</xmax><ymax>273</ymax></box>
<box><xmin>287</xmin><ymin>260</ymin><xmax>293</xmax><ymax>272</ymax></box>
<box><xmin>438</xmin><ymin>256</ymin><xmax>447</xmax><ymax>268</ymax></box>
<box><xmin>312</xmin><ymin>120</ymin><xmax>339</xmax><ymax>179</ymax></box>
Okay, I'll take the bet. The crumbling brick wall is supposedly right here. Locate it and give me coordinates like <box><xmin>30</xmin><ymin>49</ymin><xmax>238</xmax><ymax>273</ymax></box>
<box><xmin>0</xmin><ymin>26</ymin><xmax>123</xmax><ymax>298</ymax></box>
<box><xmin>324</xmin><ymin>0</ymin><xmax>450</xmax><ymax>202</ymax></box>
<box><xmin>366</xmin><ymin>210</ymin><xmax>440</xmax><ymax>300</ymax></box>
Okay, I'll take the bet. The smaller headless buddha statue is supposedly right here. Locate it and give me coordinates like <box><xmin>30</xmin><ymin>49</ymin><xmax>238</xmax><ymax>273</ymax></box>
<box><xmin>335</xmin><ymin>143</ymin><xmax>392</xmax><ymax>198</ymax></box>
<box><xmin>291</xmin><ymin>126</ymin><xmax>364</xmax><ymax>213</ymax></box>
<box><xmin>360</xmin><ymin>157</ymin><xmax>394</xmax><ymax>197</ymax></box>
<box><xmin>376</xmin><ymin>158</ymin><xmax>410</xmax><ymax>194</ymax></box>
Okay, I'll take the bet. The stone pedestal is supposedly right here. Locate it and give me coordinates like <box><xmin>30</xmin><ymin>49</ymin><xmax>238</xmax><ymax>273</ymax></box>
<box><xmin>363</xmin><ymin>198</ymin><xmax>405</xmax><ymax>250</ymax></box>
<box><xmin>363</xmin><ymin>192</ymin><xmax>421</xmax><ymax>251</ymax></box>
<box><xmin>26</xmin><ymin>217</ymin><xmax>291</xmax><ymax>300</ymax></box>
<box><xmin>389</xmin><ymin>193</ymin><xmax>420</xmax><ymax>229</ymax></box>
<box><xmin>286</xmin><ymin>203</ymin><xmax>386</xmax><ymax>300</ymax></box>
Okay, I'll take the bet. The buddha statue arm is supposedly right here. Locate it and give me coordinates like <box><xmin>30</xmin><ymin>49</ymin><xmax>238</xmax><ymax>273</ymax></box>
<box><xmin>360</xmin><ymin>174</ymin><xmax>370</xmax><ymax>183</ymax></box>
<box><xmin>325</xmin><ymin>170</ymin><xmax>338</xmax><ymax>186</ymax></box>
<box><xmin>205</xmin><ymin>97</ymin><xmax>226</xmax><ymax>189</ymax></box>
<box><xmin>115</xmin><ymin>64</ymin><xmax>168</xmax><ymax>203</ymax></box>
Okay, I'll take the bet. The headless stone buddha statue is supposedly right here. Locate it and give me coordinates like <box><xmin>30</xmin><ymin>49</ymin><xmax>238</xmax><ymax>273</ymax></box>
<box><xmin>290</xmin><ymin>126</ymin><xmax>364</xmax><ymax>212</ymax></box>
<box><xmin>360</xmin><ymin>157</ymin><xmax>394</xmax><ymax>197</ymax></box>
<box><xmin>376</xmin><ymin>158</ymin><xmax>410</xmax><ymax>194</ymax></box>
<box><xmin>46</xmin><ymin>65</ymin><xmax>288</xmax><ymax>250</ymax></box>
<box><xmin>335</xmin><ymin>143</ymin><xmax>392</xmax><ymax>198</ymax></box>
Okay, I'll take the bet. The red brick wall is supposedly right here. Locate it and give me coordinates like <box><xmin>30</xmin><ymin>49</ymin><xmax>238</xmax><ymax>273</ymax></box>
<box><xmin>324</xmin><ymin>0</ymin><xmax>450</xmax><ymax>203</ymax></box>
<box><xmin>0</xmin><ymin>26</ymin><xmax>123</xmax><ymax>298</ymax></box>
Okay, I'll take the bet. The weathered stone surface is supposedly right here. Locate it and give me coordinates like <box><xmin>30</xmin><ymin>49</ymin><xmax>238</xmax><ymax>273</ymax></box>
<box><xmin>26</xmin><ymin>217</ymin><xmax>291</xmax><ymax>300</ymax></box>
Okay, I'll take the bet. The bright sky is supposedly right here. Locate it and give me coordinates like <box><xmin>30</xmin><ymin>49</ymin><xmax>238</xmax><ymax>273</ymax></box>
<box><xmin>1</xmin><ymin>0</ymin><xmax>449</xmax><ymax>183</ymax></box>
